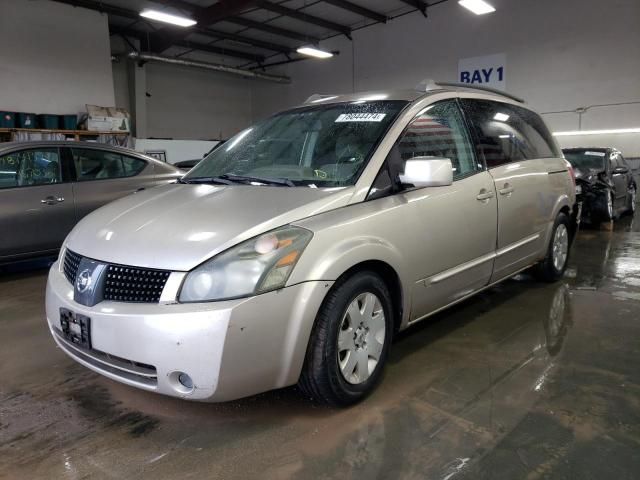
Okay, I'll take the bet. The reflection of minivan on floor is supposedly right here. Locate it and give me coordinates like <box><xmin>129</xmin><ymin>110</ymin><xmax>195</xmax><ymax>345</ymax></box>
<box><xmin>47</xmin><ymin>83</ymin><xmax>578</xmax><ymax>406</ymax></box>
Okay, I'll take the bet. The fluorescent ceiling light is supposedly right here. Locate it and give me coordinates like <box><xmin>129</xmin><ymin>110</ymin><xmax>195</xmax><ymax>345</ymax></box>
<box><xmin>296</xmin><ymin>47</ymin><xmax>333</xmax><ymax>59</ymax></box>
<box><xmin>553</xmin><ymin>128</ymin><xmax>640</xmax><ymax>136</ymax></box>
<box><xmin>458</xmin><ymin>0</ymin><xmax>496</xmax><ymax>15</ymax></box>
<box><xmin>140</xmin><ymin>10</ymin><xmax>197</xmax><ymax>27</ymax></box>
<box><xmin>493</xmin><ymin>112</ymin><xmax>510</xmax><ymax>122</ymax></box>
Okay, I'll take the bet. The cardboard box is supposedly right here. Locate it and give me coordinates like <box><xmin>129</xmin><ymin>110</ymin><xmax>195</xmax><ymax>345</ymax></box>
<box><xmin>86</xmin><ymin>105</ymin><xmax>130</xmax><ymax>132</ymax></box>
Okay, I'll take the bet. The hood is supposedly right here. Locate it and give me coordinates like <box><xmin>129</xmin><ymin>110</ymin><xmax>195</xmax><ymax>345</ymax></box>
<box><xmin>66</xmin><ymin>184</ymin><xmax>355</xmax><ymax>271</ymax></box>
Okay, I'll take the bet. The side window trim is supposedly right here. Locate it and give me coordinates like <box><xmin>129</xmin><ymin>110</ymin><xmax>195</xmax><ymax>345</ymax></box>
<box><xmin>365</xmin><ymin>98</ymin><xmax>480</xmax><ymax>201</ymax></box>
<box><xmin>397</xmin><ymin>99</ymin><xmax>481</xmax><ymax>182</ymax></box>
<box><xmin>70</xmin><ymin>148</ymin><xmax>147</xmax><ymax>182</ymax></box>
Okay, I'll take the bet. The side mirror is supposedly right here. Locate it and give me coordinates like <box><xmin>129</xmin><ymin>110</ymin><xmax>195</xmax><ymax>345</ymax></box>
<box><xmin>399</xmin><ymin>157</ymin><xmax>453</xmax><ymax>188</ymax></box>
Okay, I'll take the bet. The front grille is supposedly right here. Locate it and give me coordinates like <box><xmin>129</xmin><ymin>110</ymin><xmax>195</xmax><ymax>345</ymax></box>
<box><xmin>63</xmin><ymin>249</ymin><xmax>82</xmax><ymax>284</ymax></box>
<box><xmin>62</xmin><ymin>249</ymin><xmax>171</xmax><ymax>304</ymax></box>
<box><xmin>104</xmin><ymin>265</ymin><xmax>171</xmax><ymax>303</ymax></box>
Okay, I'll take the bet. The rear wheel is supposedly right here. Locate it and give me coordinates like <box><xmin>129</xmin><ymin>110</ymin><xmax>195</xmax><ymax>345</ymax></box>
<box><xmin>534</xmin><ymin>212</ymin><xmax>571</xmax><ymax>282</ymax></box>
<box><xmin>626</xmin><ymin>185</ymin><xmax>636</xmax><ymax>216</ymax></box>
<box><xmin>298</xmin><ymin>271</ymin><xmax>393</xmax><ymax>406</ymax></box>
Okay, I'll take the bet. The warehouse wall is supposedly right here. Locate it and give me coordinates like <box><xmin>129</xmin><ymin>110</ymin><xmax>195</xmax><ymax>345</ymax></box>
<box><xmin>111</xmin><ymin>35</ymin><xmax>253</xmax><ymax>140</ymax></box>
<box><xmin>252</xmin><ymin>0</ymin><xmax>640</xmax><ymax>155</ymax></box>
<box><xmin>0</xmin><ymin>0</ymin><xmax>115</xmax><ymax>116</ymax></box>
<box><xmin>144</xmin><ymin>62</ymin><xmax>252</xmax><ymax>140</ymax></box>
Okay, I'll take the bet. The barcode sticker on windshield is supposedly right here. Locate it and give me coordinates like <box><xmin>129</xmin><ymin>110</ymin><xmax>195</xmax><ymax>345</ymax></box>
<box><xmin>335</xmin><ymin>113</ymin><xmax>386</xmax><ymax>122</ymax></box>
<box><xmin>585</xmin><ymin>151</ymin><xmax>606</xmax><ymax>156</ymax></box>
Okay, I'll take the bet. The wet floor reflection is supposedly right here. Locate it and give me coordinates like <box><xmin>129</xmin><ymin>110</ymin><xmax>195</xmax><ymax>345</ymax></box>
<box><xmin>1</xmin><ymin>223</ymin><xmax>639</xmax><ymax>479</ymax></box>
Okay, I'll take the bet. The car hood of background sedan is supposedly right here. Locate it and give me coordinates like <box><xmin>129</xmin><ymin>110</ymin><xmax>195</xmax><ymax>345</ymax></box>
<box><xmin>65</xmin><ymin>183</ymin><xmax>355</xmax><ymax>271</ymax></box>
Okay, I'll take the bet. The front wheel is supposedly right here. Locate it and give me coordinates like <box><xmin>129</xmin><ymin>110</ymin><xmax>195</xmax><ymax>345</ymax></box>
<box><xmin>298</xmin><ymin>271</ymin><xmax>393</xmax><ymax>406</ymax></box>
<box><xmin>534</xmin><ymin>212</ymin><xmax>571</xmax><ymax>282</ymax></box>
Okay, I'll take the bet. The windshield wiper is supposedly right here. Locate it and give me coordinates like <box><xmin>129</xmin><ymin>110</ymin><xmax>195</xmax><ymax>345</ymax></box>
<box><xmin>218</xmin><ymin>174</ymin><xmax>296</xmax><ymax>187</ymax></box>
<box><xmin>180</xmin><ymin>176</ymin><xmax>234</xmax><ymax>185</ymax></box>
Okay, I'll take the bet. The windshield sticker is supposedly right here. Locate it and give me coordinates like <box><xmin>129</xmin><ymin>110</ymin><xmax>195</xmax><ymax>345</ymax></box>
<box><xmin>585</xmin><ymin>151</ymin><xmax>606</xmax><ymax>157</ymax></box>
<box><xmin>335</xmin><ymin>113</ymin><xmax>387</xmax><ymax>123</ymax></box>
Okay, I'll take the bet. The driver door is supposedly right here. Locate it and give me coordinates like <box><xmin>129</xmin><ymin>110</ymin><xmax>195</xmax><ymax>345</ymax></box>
<box><xmin>388</xmin><ymin>100</ymin><xmax>498</xmax><ymax>320</ymax></box>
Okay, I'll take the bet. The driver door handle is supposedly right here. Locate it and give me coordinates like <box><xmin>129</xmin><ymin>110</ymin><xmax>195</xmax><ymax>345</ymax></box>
<box><xmin>476</xmin><ymin>189</ymin><xmax>494</xmax><ymax>201</ymax></box>
<box><xmin>41</xmin><ymin>195</ymin><xmax>64</xmax><ymax>205</ymax></box>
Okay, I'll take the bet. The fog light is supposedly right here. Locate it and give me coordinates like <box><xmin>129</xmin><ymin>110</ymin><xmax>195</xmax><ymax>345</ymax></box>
<box><xmin>178</xmin><ymin>372</ymin><xmax>193</xmax><ymax>389</ymax></box>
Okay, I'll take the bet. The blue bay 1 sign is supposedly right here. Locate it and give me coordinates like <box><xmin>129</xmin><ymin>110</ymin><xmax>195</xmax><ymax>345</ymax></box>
<box><xmin>458</xmin><ymin>53</ymin><xmax>507</xmax><ymax>90</ymax></box>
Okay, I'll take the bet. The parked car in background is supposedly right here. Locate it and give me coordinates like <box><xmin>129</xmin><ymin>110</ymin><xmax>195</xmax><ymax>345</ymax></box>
<box><xmin>0</xmin><ymin>141</ymin><xmax>182</xmax><ymax>264</ymax></box>
<box><xmin>174</xmin><ymin>140</ymin><xmax>227</xmax><ymax>172</ymax></box>
<box><xmin>46</xmin><ymin>85</ymin><xmax>577</xmax><ymax>406</ymax></box>
<box><xmin>563</xmin><ymin>147</ymin><xmax>636</xmax><ymax>225</ymax></box>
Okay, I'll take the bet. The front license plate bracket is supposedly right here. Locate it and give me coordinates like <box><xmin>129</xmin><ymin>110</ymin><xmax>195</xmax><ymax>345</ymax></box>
<box><xmin>60</xmin><ymin>308</ymin><xmax>91</xmax><ymax>349</ymax></box>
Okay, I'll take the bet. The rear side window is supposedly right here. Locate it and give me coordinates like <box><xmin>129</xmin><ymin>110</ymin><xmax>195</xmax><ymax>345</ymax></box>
<box><xmin>461</xmin><ymin>99</ymin><xmax>559</xmax><ymax>168</ymax></box>
<box><xmin>71</xmin><ymin>149</ymin><xmax>146</xmax><ymax>181</ymax></box>
<box><xmin>0</xmin><ymin>148</ymin><xmax>62</xmax><ymax>189</ymax></box>
<box><xmin>397</xmin><ymin>99</ymin><xmax>479</xmax><ymax>180</ymax></box>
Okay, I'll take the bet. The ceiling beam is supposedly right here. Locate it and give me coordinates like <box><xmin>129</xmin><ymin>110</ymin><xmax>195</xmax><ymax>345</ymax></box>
<box><xmin>172</xmin><ymin>40</ymin><xmax>264</xmax><ymax>62</ymax></box>
<box><xmin>256</xmin><ymin>0</ymin><xmax>352</xmax><ymax>38</ymax></box>
<box><xmin>399</xmin><ymin>0</ymin><xmax>428</xmax><ymax>16</ymax></box>
<box><xmin>110</xmin><ymin>25</ymin><xmax>265</xmax><ymax>63</ymax></box>
<box><xmin>149</xmin><ymin>0</ymin><xmax>258</xmax><ymax>53</ymax></box>
<box><xmin>227</xmin><ymin>17</ymin><xmax>320</xmax><ymax>44</ymax></box>
<box><xmin>195</xmin><ymin>27</ymin><xmax>293</xmax><ymax>54</ymax></box>
<box><xmin>321</xmin><ymin>0</ymin><xmax>387</xmax><ymax>23</ymax></box>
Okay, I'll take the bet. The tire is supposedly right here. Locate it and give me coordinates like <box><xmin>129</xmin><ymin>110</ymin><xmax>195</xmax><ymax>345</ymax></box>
<box><xmin>298</xmin><ymin>271</ymin><xmax>393</xmax><ymax>406</ymax></box>
<box><xmin>534</xmin><ymin>212</ymin><xmax>571</xmax><ymax>283</ymax></box>
<box><xmin>591</xmin><ymin>190</ymin><xmax>614</xmax><ymax>227</ymax></box>
<box><xmin>626</xmin><ymin>185</ymin><xmax>636</xmax><ymax>216</ymax></box>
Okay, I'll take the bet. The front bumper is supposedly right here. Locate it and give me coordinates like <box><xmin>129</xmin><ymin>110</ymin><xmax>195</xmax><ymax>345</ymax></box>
<box><xmin>46</xmin><ymin>263</ymin><xmax>332</xmax><ymax>401</ymax></box>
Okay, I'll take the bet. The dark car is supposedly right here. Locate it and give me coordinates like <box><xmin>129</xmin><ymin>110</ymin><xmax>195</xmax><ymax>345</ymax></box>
<box><xmin>563</xmin><ymin>147</ymin><xmax>636</xmax><ymax>225</ymax></box>
<box><xmin>0</xmin><ymin>141</ymin><xmax>183</xmax><ymax>264</ymax></box>
<box><xmin>173</xmin><ymin>140</ymin><xmax>227</xmax><ymax>172</ymax></box>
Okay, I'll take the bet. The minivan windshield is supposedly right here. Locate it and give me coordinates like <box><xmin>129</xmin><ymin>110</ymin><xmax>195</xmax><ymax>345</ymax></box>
<box><xmin>184</xmin><ymin>100</ymin><xmax>407</xmax><ymax>187</ymax></box>
<box><xmin>564</xmin><ymin>150</ymin><xmax>606</xmax><ymax>171</ymax></box>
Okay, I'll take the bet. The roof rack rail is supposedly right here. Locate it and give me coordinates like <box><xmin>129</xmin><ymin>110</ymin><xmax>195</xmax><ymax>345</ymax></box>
<box><xmin>417</xmin><ymin>79</ymin><xmax>525</xmax><ymax>104</ymax></box>
<box><xmin>304</xmin><ymin>93</ymin><xmax>338</xmax><ymax>104</ymax></box>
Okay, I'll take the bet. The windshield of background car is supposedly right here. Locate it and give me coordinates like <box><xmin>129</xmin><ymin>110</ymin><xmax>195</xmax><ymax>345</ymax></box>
<box><xmin>185</xmin><ymin>100</ymin><xmax>408</xmax><ymax>187</ymax></box>
<box><xmin>564</xmin><ymin>150</ymin><xmax>606</xmax><ymax>171</ymax></box>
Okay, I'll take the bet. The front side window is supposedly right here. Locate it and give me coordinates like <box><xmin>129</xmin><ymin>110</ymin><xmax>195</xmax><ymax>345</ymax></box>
<box><xmin>184</xmin><ymin>101</ymin><xmax>407</xmax><ymax>187</ymax></box>
<box><xmin>397</xmin><ymin>100</ymin><xmax>479</xmax><ymax>180</ymax></box>
<box><xmin>461</xmin><ymin>99</ymin><xmax>559</xmax><ymax>168</ymax></box>
<box><xmin>0</xmin><ymin>148</ymin><xmax>61</xmax><ymax>189</ymax></box>
<box><xmin>72</xmin><ymin>149</ymin><xmax>145</xmax><ymax>181</ymax></box>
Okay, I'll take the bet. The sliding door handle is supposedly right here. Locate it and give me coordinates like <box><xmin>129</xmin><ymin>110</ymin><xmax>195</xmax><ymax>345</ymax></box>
<box><xmin>499</xmin><ymin>183</ymin><xmax>514</xmax><ymax>196</ymax></box>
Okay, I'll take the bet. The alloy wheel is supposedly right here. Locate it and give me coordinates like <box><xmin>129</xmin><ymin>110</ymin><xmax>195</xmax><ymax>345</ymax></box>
<box><xmin>337</xmin><ymin>292</ymin><xmax>386</xmax><ymax>385</ymax></box>
<box><xmin>552</xmin><ymin>224</ymin><xmax>569</xmax><ymax>272</ymax></box>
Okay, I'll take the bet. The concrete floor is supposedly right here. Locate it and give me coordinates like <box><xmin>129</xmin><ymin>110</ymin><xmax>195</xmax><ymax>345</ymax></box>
<box><xmin>1</xmin><ymin>218</ymin><xmax>639</xmax><ymax>480</ymax></box>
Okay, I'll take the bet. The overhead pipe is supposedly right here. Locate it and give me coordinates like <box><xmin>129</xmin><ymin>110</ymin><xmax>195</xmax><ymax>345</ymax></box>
<box><xmin>126</xmin><ymin>52</ymin><xmax>291</xmax><ymax>84</ymax></box>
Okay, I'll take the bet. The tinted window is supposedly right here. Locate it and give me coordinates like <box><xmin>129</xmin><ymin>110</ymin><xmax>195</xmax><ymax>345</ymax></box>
<box><xmin>72</xmin><ymin>149</ymin><xmax>146</xmax><ymax>181</ymax></box>
<box><xmin>0</xmin><ymin>148</ymin><xmax>61</xmax><ymax>189</ymax></box>
<box><xmin>397</xmin><ymin>100</ymin><xmax>479</xmax><ymax>180</ymax></box>
<box><xmin>461</xmin><ymin>99</ymin><xmax>558</xmax><ymax>168</ymax></box>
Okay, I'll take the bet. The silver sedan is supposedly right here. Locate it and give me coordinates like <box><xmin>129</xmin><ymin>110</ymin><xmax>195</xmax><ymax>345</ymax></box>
<box><xmin>0</xmin><ymin>141</ymin><xmax>182</xmax><ymax>264</ymax></box>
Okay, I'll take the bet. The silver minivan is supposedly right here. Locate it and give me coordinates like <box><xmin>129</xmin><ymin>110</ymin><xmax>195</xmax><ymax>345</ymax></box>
<box><xmin>45</xmin><ymin>84</ymin><xmax>577</xmax><ymax>405</ymax></box>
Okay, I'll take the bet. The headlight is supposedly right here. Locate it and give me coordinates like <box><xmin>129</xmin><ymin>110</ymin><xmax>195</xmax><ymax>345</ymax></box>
<box><xmin>179</xmin><ymin>226</ymin><xmax>313</xmax><ymax>302</ymax></box>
